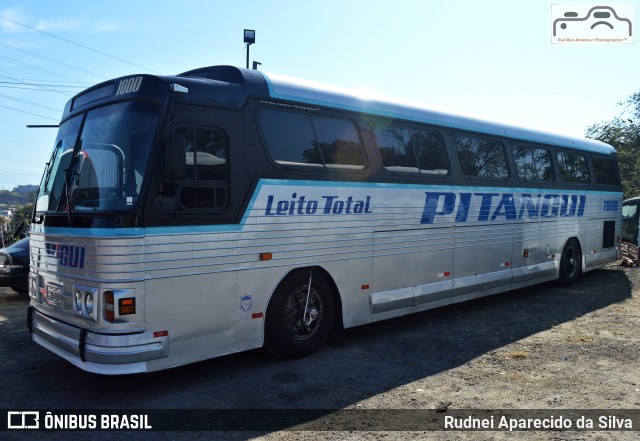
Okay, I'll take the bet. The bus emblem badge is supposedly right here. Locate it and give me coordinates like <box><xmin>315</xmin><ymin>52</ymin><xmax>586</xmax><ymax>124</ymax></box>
<box><xmin>240</xmin><ymin>295</ymin><xmax>253</xmax><ymax>312</ymax></box>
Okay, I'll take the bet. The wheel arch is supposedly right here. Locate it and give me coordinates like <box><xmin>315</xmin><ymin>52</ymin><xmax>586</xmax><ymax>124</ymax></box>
<box><xmin>558</xmin><ymin>236</ymin><xmax>583</xmax><ymax>286</ymax></box>
<box><xmin>264</xmin><ymin>265</ymin><xmax>344</xmax><ymax>340</ymax></box>
<box><xmin>571</xmin><ymin>236</ymin><xmax>585</xmax><ymax>271</ymax></box>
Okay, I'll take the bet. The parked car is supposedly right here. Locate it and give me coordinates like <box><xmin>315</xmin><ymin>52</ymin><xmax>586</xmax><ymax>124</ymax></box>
<box><xmin>0</xmin><ymin>237</ymin><xmax>29</xmax><ymax>294</ymax></box>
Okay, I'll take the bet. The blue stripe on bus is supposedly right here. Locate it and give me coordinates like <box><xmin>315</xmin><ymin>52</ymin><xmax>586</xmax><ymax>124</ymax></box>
<box><xmin>32</xmin><ymin>179</ymin><xmax>622</xmax><ymax>238</ymax></box>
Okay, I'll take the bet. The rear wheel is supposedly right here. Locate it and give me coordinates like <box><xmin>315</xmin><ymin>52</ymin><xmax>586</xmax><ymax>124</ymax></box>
<box><xmin>265</xmin><ymin>269</ymin><xmax>336</xmax><ymax>359</ymax></box>
<box><xmin>559</xmin><ymin>238</ymin><xmax>581</xmax><ymax>286</ymax></box>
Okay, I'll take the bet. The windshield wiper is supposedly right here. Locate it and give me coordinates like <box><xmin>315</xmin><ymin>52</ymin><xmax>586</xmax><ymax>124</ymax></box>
<box><xmin>62</xmin><ymin>139</ymin><xmax>83</xmax><ymax>221</ymax></box>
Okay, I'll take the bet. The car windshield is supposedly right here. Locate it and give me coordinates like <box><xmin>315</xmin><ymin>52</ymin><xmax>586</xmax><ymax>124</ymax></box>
<box><xmin>35</xmin><ymin>101</ymin><xmax>158</xmax><ymax>213</ymax></box>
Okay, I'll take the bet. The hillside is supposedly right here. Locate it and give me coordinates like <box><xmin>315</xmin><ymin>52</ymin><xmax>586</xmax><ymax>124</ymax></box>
<box><xmin>0</xmin><ymin>191</ymin><xmax>34</xmax><ymax>207</ymax></box>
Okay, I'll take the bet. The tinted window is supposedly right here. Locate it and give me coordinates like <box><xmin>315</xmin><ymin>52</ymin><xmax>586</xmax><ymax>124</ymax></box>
<box><xmin>258</xmin><ymin>108</ymin><xmax>365</xmax><ymax>169</ymax></box>
<box><xmin>259</xmin><ymin>110</ymin><xmax>319</xmax><ymax>165</ymax></box>
<box><xmin>312</xmin><ymin>116</ymin><xmax>365</xmax><ymax>167</ymax></box>
<box><xmin>170</xmin><ymin>125</ymin><xmax>229</xmax><ymax>211</ymax></box>
<box><xmin>558</xmin><ymin>152</ymin><xmax>589</xmax><ymax>184</ymax></box>
<box><xmin>375</xmin><ymin>126</ymin><xmax>416</xmax><ymax>170</ymax></box>
<box><xmin>513</xmin><ymin>145</ymin><xmax>554</xmax><ymax>182</ymax></box>
<box><xmin>455</xmin><ymin>136</ymin><xmax>509</xmax><ymax>179</ymax></box>
<box><xmin>375</xmin><ymin>125</ymin><xmax>449</xmax><ymax>175</ymax></box>
<box><xmin>593</xmin><ymin>157</ymin><xmax>620</xmax><ymax>186</ymax></box>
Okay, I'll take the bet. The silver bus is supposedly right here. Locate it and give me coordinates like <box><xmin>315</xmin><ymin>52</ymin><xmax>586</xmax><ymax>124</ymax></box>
<box><xmin>28</xmin><ymin>66</ymin><xmax>622</xmax><ymax>374</ymax></box>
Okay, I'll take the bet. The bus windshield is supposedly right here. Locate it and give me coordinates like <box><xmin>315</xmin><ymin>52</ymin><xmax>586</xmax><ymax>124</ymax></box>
<box><xmin>36</xmin><ymin>101</ymin><xmax>158</xmax><ymax>213</ymax></box>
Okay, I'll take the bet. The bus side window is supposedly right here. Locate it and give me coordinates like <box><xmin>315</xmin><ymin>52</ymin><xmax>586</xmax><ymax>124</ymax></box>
<box><xmin>373</xmin><ymin>124</ymin><xmax>449</xmax><ymax>175</ymax></box>
<box><xmin>593</xmin><ymin>156</ymin><xmax>620</xmax><ymax>186</ymax></box>
<box><xmin>258</xmin><ymin>107</ymin><xmax>366</xmax><ymax>170</ymax></box>
<box><xmin>558</xmin><ymin>152</ymin><xmax>589</xmax><ymax>184</ymax></box>
<box><xmin>455</xmin><ymin>136</ymin><xmax>509</xmax><ymax>179</ymax></box>
<box><xmin>157</xmin><ymin>125</ymin><xmax>229</xmax><ymax>212</ymax></box>
<box><xmin>512</xmin><ymin>145</ymin><xmax>554</xmax><ymax>182</ymax></box>
<box><xmin>310</xmin><ymin>115</ymin><xmax>365</xmax><ymax>168</ymax></box>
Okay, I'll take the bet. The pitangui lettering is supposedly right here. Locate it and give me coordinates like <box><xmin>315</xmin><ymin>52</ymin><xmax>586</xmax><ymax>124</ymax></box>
<box><xmin>45</xmin><ymin>243</ymin><xmax>86</xmax><ymax>269</ymax></box>
<box><xmin>421</xmin><ymin>191</ymin><xmax>587</xmax><ymax>224</ymax></box>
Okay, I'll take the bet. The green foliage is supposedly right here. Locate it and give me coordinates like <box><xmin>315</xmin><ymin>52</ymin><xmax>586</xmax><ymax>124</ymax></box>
<box><xmin>586</xmin><ymin>92</ymin><xmax>640</xmax><ymax>199</ymax></box>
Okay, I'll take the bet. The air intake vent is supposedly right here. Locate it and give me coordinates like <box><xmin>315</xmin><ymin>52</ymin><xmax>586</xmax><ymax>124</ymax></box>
<box><xmin>178</xmin><ymin>66</ymin><xmax>245</xmax><ymax>85</ymax></box>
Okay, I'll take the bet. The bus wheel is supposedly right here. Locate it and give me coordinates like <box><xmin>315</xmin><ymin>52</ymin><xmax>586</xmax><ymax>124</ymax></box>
<box><xmin>265</xmin><ymin>269</ymin><xmax>336</xmax><ymax>359</ymax></box>
<box><xmin>559</xmin><ymin>238</ymin><xmax>581</xmax><ymax>286</ymax></box>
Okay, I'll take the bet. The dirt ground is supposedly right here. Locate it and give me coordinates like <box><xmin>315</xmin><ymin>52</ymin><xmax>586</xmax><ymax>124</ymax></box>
<box><xmin>260</xmin><ymin>263</ymin><xmax>640</xmax><ymax>441</ymax></box>
<box><xmin>1</xmin><ymin>263</ymin><xmax>639</xmax><ymax>440</ymax></box>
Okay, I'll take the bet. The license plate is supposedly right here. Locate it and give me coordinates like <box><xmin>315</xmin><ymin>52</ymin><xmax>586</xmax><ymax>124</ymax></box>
<box><xmin>46</xmin><ymin>285</ymin><xmax>63</xmax><ymax>306</ymax></box>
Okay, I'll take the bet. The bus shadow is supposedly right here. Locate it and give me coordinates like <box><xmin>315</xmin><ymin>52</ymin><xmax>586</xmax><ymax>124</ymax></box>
<box><xmin>27</xmin><ymin>268</ymin><xmax>633</xmax><ymax>437</ymax></box>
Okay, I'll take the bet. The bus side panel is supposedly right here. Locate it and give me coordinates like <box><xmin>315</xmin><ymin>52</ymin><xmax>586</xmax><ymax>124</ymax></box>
<box><xmin>581</xmin><ymin>193</ymin><xmax>621</xmax><ymax>270</ymax></box>
<box><xmin>372</xmin><ymin>227</ymin><xmax>455</xmax><ymax>313</ymax></box>
<box><xmin>142</xmin><ymin>232</ymin><xmax>265</xmax><ymax>371</ymax></box>
<box><xmin>453</xmin><ymin>221</ymin><xmax>513</xmax><ymax>294</ymax></box>
<box><xmin>511</xmin><ymin>219</ymin><xmax>557</xmax><ymax>289</ymax></box>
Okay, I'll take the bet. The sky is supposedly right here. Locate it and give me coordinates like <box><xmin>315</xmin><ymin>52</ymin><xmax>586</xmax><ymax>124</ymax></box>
<box><xmin>0</xmin><ymin>0</ymin><xmax>638</xmax><ymax>191</ymax></box>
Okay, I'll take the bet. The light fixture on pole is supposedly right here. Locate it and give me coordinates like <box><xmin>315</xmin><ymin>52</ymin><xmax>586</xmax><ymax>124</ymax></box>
<box><xmin>244</xmin><ymin>29</ymin><xmax>255</xmax><ymax>69</ymax></box>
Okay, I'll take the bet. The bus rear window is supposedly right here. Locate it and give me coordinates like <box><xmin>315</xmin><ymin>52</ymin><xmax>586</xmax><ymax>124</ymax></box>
<box><xmin>593</xmin><ymin>156</ymin><xmax>620</xmax><ymax>186</ymax></box>
<box><xmin>258</xmin><ymin>108</ymin><xmax>365</xmax><ymax>169</ymax></box>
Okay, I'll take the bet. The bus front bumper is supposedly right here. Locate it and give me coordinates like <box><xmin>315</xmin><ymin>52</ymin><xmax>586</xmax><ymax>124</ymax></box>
<box><xmin>28</xmin><ymin>307</ymin><xmax>169</xmax><ymax>375</ymax></box>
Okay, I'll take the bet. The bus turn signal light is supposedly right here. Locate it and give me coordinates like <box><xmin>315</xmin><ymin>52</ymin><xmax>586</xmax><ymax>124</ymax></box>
<box><xmin>119</xmin><ymin>298</ymin><xmax>136</xmax><ymax>315</ymax></box>
<box><xmin>104</xmin><ymin>291</ymin><xmax>115</xmax><ymax>322</ymax></box>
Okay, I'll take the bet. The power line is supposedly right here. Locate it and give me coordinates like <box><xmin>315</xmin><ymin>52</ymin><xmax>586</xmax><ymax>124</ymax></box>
<box><xmin>0</xmin><ymin>154</ymin><xmax>44</xmax><ymax>166</ymax></box>
<box><xmin>0</xmin><ymin>84</ymin><xmax>80</xmax><ymax>93</ymax></box>
<box><xmin>0</xmin><ymin>92</ymin><xmax>61</xmax><ymax>112</ymax></box>
<box><xmin>0</xmin><ymin>15</ymin><xmax>161</xmax><ymax>74</ymax></box>
<box><xmin>0</xmin><ymin>103</ymin><xmax>59</xmax><ymax>121</ymax></box>
<box><xmin>0</xmin><ymin>54</ymin><xmax>92</xmax><ymax>85</ymax></box>
<box><xmin>0</xmin><ymin>81</ymin><xmax>83</xmax><ymax>89</ymax></box>
<box><xmin>0</xmin><ymin>74</ymin><xmax>84</xmax><ymax>97</ymax></box>
<box><xmin>0</xmin><ymin>42</ymin><xmax>108</xmax><ymax>80</ymax></box>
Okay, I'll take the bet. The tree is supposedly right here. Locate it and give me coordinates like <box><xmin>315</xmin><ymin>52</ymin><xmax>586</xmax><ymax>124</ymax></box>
<box><xmin>586</xmin><ymin>92</ymin><xmax>640</xmax><ymax>198</ymax></box>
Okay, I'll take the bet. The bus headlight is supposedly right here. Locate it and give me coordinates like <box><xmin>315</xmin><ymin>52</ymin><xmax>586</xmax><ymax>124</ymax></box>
<box><xmin>85</xmin><ymin>293</ymin><xmax>94</xmax><ymax>315</ymax></box>
<box><xmin>72</xmin><ymin>285</ymin><xmax>98</xmax><ymax>321</ymax></box>
<box><xmin>74</xmin><ymin>291</ymin><xmax>83</xmax><ymax>312</ymax></box>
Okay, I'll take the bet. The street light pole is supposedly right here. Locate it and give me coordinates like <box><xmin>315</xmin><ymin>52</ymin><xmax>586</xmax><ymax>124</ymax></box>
<box><xmin>244</xmin><ymin>29</ymin><xmax>255</xmax><ymax>69</ymax></box>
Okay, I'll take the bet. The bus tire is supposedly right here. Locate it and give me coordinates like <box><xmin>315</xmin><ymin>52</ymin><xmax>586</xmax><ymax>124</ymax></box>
<box><xmin>559</xmin><ymin>238</ymin><xmax>581</xmax><ymax>286</ymax></box>
<box><xmin>265</xmin><ymin>269</ymin><xmax>336</xmax><ymax>359</ymax></box>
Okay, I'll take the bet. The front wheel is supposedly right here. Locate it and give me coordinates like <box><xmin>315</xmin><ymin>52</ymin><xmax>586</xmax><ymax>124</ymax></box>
<box><xmin>559</xmin><ymin>238</ymin><xmax>581</xmax><ymax>286</ymax></box>
<box><xmin>11</xmin><ymin>286</ymin><xmax>28</xmax><ymax>295</ymax></box>
<box><xmin>265</xmin><ymin>269</ymin><xmax>336</xmax><ymax>359</ymax></box>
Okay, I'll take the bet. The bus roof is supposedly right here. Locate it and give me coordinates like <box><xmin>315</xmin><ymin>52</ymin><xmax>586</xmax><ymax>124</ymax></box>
<box><xmin>174</xmin><ymin>65</ymin><xmax>614</xmax><ymax>156</ymax></box>
<box><xmin>259</xmin><ymin>70</ymin><xmax>615</xmax><ymax>156</ymax></box>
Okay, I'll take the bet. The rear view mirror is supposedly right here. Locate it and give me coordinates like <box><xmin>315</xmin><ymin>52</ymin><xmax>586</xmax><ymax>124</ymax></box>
<box><xmin>167</xmin><ymin>134</ymin><xmax>186</xmax><ymax>180</ymax></box>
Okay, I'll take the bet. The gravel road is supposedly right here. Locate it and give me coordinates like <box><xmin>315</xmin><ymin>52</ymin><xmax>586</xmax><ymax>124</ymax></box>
<box><xmin>1</xmin><ymin>264</ymin><xmax>638</xmax><ymax>440</ymax></box>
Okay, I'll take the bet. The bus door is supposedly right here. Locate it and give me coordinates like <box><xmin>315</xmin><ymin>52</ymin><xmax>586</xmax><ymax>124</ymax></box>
<box><xmin>148</xmin><ymin>104</ymin><xmax>247</xmax><ymax>351</ymax></box>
